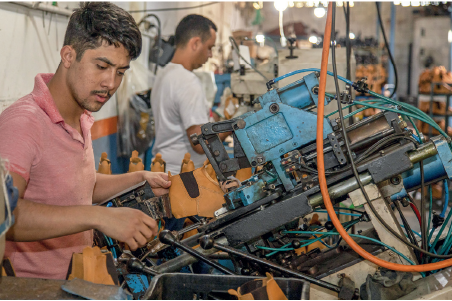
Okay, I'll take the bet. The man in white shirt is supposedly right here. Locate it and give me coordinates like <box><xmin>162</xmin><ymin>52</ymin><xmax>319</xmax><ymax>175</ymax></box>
<box><xmin>151</xmin><ymin>14</ymin><xmax>229</xmax><ymax>175</ymax></box>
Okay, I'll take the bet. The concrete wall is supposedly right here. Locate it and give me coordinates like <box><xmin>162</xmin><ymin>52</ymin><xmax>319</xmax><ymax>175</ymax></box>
<box><xmin>0</xmin><ymin>2</ymin><xmax>249</xmax><ymax>173</ymax></box>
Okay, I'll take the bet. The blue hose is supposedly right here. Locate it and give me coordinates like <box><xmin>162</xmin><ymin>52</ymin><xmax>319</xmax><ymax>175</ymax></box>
<box><xmin>441</xmin><ymin>180</ymin><xmax>449</xmax><ymax>218</ymax></box>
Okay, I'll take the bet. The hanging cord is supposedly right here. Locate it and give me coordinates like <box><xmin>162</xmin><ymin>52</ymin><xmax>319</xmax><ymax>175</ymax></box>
<box><xmin>375</xmin><ymin>3</ymin><xmax>398</xmax><ymax>98</ymax></box>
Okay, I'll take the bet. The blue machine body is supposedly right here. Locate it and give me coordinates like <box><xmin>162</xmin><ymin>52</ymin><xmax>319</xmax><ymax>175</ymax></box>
<box><xmin>234</xmin><ymin>72</ymin><xmax>333</xmax><ymax>196</ymax></box>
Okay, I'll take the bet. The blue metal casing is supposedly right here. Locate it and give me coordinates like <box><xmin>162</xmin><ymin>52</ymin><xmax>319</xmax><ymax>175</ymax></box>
<box><xmin>234</xmin><ymin>72</ymin><xmax>333</xmax><ymax>191</ymax></box>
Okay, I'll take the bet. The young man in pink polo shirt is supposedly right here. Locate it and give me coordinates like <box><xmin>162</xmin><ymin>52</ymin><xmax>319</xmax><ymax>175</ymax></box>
<box><xmin>0</xmin><ymin>3</ymin><xmax>171</xmax><ymax>279</ymax></box>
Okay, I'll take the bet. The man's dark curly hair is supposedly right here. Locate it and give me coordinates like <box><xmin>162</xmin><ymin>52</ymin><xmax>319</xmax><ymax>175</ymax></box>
<box><xmin>175</xmin><ymin>14</ymin><xmax>217</xmax><ymax>48</ymax></box>
<box><xmin>63</xmin><ymin>2</ymin><xmax>142</xmax><ymax>61</ymax></box>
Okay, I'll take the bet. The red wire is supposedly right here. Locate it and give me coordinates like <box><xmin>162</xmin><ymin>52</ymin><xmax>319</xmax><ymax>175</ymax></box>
<box><xmin>409</xmin><ymin>202</ymin><xmax>422</xmax><ymax>227</ymax></box>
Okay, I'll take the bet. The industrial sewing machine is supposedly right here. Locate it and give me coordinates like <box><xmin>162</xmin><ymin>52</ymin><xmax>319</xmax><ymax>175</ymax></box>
<box><xmin>133</xmin><ymin>69</ymin><xmax>452</xmax><ymax>299</ymax></box>
<box><xmin>97</xmin><ymin>68</ymin><xmax>452</xmax><ymax>299</ymax></box>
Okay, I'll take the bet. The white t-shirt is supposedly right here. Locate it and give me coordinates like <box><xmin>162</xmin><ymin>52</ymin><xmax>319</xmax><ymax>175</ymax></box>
<box><xmin>151</xmin><ymin>63</ymin><xmax>210</xmax><ymax>174</ymax></box>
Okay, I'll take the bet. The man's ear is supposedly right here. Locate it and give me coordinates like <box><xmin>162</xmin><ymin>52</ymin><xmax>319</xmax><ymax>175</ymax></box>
<box><xmin>60</xmin><ymin>45</ymin><xmax>77</xmax><ymax>69</ymax></box>
<box><xmin>190</xmin><ymin>36</ymin><xmax>202</xmax><ymax>52</ymax></box>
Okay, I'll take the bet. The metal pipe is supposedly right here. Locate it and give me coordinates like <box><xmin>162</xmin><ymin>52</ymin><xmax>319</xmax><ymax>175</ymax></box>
<box><xmin>11</xmin><ymin>2</ymin><xmax>72</xmax><ymax>17</ymax></box>
<box><xmin>407</xmin><ymin>141</ymin><xmax>437</xmax><ymax>164</ymax></box>
<box><xmin>308</xmin><ymin>172</ymin><xmax>373</xmax><ymax>208</ymax></box>
<box><xmin>200</xmin><ymin>237</ymin><xmax>341</xmax><ymax>293</ymax></box>
<box><xmin>153</xmin><ymin>236</ymin><xmax>228</xmax><ymax>274</ymax></box>
<box><xmin>309</xmin><ymin>141</ymin><xmax>439</xmax><ymax>208</ymax></box>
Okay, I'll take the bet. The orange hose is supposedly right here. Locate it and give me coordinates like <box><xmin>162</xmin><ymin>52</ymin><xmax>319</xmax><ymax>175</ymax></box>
<box><xmin>316</xmin><ymin>3</ymin><xmax>452</xmax><ymax>272</ymax></box>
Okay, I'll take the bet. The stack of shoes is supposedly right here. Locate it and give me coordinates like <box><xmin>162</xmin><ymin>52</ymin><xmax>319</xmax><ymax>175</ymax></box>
<box><xmin>419</xmin><ymin>66</ymin><xmax>452</xmax><ymax>94</ymax></box>
<box><xmin>97</xmin><ymin>152</ymin><xmax>112</xmax><ymax>175</ymax></box>
<box><xmin>128</xmin><ymin>150</ymin><xmax>144</xmax><ymax>172</ymax></box>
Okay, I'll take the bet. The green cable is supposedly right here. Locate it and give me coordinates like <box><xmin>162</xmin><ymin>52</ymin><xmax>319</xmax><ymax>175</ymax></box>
<box><xmin>352</xmin><ymin>100</ymin><xmax>446</xmax><ymax>136</ymax></box>
<box><xmin>264</xmin><ymin>219</ymin><xmax>361</xmax><ymax>257</ymax></box>
<box><xmin>283</xmin><ymin>231</ymin><xmax>418</xmax><ymax>267</ymax></box>
<box><xmin>430</xmin><ymin>202</ymin><xmax>452</xmax><ymax>252</ymax></box>
<box><xmin>367</xmin><ymin>91</ymin><xmax>450</xmax><ymax>143</ymax></box>
<box><xmin>325</xmin><ymin>92</ymin><xmax>445</xmax><ymax>141</ymax></box>
<box><xmin>406</xmin><ymin>115</ymin><xmax>423</xmax><ymax>144</ymax></box>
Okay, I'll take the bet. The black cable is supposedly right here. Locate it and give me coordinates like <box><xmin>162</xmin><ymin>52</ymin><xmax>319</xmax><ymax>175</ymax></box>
<box><xmin>129</xmin><ymin>2</ymin><xmax>218</xmax><ymax>13</ymax></box>
<box><xmin>343</xmin><ymin>2</ymin><xmax>353</xmax><ymax>125</ymax></box>
<box><xmin>331</xmin><ymin>5</ymin><xmax>452</xmax><ymax>259</ymax></box>
<box><xmin>394</xmin><ymin>199</ymin><xmax>422</xmax><ymax>263</ymax></box>
<box><xmin>420</xmin><ymin>160</ymin><xmax>428</xmax><ymax>260</ymax></box>
<box><xmin>376</xmin><ymin>3</ymin><xmax>398</xmax><ymax>98</ymax></box>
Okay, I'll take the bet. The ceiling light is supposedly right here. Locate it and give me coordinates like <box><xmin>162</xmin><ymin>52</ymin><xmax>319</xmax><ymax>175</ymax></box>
<box><xmin>411</xmin><ymin>0</ymin><xmax>420</xmax><ymax>5</ymax></box>
<box><xmin>309</xmin><ymin>36</ymin><xmax>318</xmax><ymax>44</ymax></box>
<box><xmin>313</xmin><ymin>1</ymin><xmax>320</xmax><ymax>7</ymax></box>
<box><xmin>337</xmin><ymin>1</ymin><xmax>344</xmax><ymax>7</ymax></box>
<box><xmin>253</xmin><ymin>2</ymin><xmax>260</xmax><ymax>9</ymax></box>
<box><xmin>349</xmin><ymin>32</ymin><xmax>355</xmax><ymax>39</ymax></box>
<box><xmin>349</xmin><ymin>1</ymin><xmax>354</xmax><ymax>7</ymax></box>
<box><xmin>314</xmin><ymin>7</ymin><xmax>326</xmax><ymax>18</ymax></box>
<box><xmin>296</xmin><ymin>2</ymin><xmax>303</xmax><ymax>7</ymax></box>
<box><xmin>306</xmin><ymin>1</ymin><xmax>314</xmax><ymax>7</ymax></box>
<box><xmin>256</xmin><ymin>34</ymin><xmax>265</xmax><ymax>44</ymax></box>
<box><xmin>322</xmin><ymin>1</ymin><xmax>328</xmax><ymax>7</ymax></box>
<box><xmin>448</xmin><ymin>30</ymin><xmax>452</xmax><ymax>43</ymax></box>
<box><xmin>289</xmin><ymin>1</ymin><xmax>295</xmax><ymax>7</ymax></box>
<box><xmin>274</xmin><ymin>0</ymin><xmax>289</xmax><ymax>11</ymax></box>
<box><xmin>401</xmin><ymin>0</ymin><xmax>410</xmax><ymax>6</ymax></box>
<box><xmin>394</xmin><ymin>0</ymin><xmax>401</xmax><ymax>4</ymax></box>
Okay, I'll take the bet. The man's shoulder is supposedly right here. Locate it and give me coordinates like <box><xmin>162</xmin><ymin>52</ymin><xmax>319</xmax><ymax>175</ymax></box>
<box><xmin>0</xmin><ymin>94</ymin><xmax>44</xmax><ymax>126</ymax></box>
<box><xmin>159</xmin><ymin>63</ymin><xmax>199</xmax><ymax>84</ymax></box>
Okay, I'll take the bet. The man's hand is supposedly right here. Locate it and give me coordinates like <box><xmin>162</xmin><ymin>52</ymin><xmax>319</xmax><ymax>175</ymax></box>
<box><xmin>142</xmin><ymin>171</ymin><xmax>171</xmax><ymax>196</ymax></box>
<box><xmin>97</xmin><ymin>207</ymin><xmax>158</xmax><ymax>251</ymax></box>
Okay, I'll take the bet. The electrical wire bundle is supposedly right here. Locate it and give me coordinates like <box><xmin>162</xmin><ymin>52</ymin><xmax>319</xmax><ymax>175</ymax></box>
<box><xmin>314</xmin><ymin>2</ymin><xmax>452</xmax><ymax>274</ymax></box>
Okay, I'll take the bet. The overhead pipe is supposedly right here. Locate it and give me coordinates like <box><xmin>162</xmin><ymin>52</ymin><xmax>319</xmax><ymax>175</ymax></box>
<box><xmin>11</xmin><ymin>2</ymin><xmax>72</xmax><ymax>17</ymax></box>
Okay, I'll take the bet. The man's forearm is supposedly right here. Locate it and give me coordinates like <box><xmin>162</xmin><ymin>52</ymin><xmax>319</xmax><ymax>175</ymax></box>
<box><xmin>6</xmin><ymin>198</ymin><xmax>102</xmax><ymax>242</ymax></box>
<box><xmin>92</xmin><ymin>172</ymin><xmax>145</xmax><ymax>203</ymax></box>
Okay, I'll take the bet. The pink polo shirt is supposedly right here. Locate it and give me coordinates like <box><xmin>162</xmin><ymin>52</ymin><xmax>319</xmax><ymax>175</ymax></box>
<box><xmin>0</xmin><ymin>73</ymin><xmax>96</xmax><ymax>279</ymax></box>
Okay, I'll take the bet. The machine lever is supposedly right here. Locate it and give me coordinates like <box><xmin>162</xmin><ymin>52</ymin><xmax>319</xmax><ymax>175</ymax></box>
<box><xmin>199</xmin><ymin>235</ymin><xmax>342</xmax><ymax>294</ymax></box>
<box><xmin>126</xmin><ymin>258</ymin><xmax>160</xmax><ymax>276</ymax></box>
<box><xmin>159</xmin><ymin>230</ymin><xmax>236</xmax><ymax>275</ymax></box>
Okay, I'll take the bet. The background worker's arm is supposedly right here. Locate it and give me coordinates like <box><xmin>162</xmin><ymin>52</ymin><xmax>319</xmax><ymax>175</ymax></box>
<box><xmin>186</xmin><ymin>125</ymin><xmax>231</xmax><ymax>154</ymax></box>
<box><xmin>6</xmin><ymin>171</ymin><xmax>159</xmax><ymax>250</ymax></box>
<box><xmin>92</xmin><ymin>171</ymin><xmax>171</xmax><ymax>204</ymax></box>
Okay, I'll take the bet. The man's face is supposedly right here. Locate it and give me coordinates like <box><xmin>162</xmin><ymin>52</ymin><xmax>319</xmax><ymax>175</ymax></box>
<box><xmin>193</xmin><ymin>28</ymin><xmax>216</xmax><ymax>70</ymax></box>
<box><xmin>66</xmin><ymin>42</ymin><xmax>131</xmax><ymax>112</ymax></box>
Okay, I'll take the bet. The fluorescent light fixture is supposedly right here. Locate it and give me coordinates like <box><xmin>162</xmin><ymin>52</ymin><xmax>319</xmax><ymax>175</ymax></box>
<box><xmin>314</xmin><ymin>7</ymin><xmax>326</xmax><ymax>18</ymax></box>
<box><xmin>349</xmin><ymin>32</ymin><xmax>355</xmax><ymax>39</ymax></box>
<box><xmin>256</xmin><ymin>34</ymin><xmax>265</xmax><ymax>44</ymax></box>
<box><xmin>309</xmin><ymin>36</ymin><xmax>318</xmax><ymax>44</ymax></box>
<box><xmin>274</xmin><ymin>0</ymin><xmax>289</xmax><ymax>11</ymax></box>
